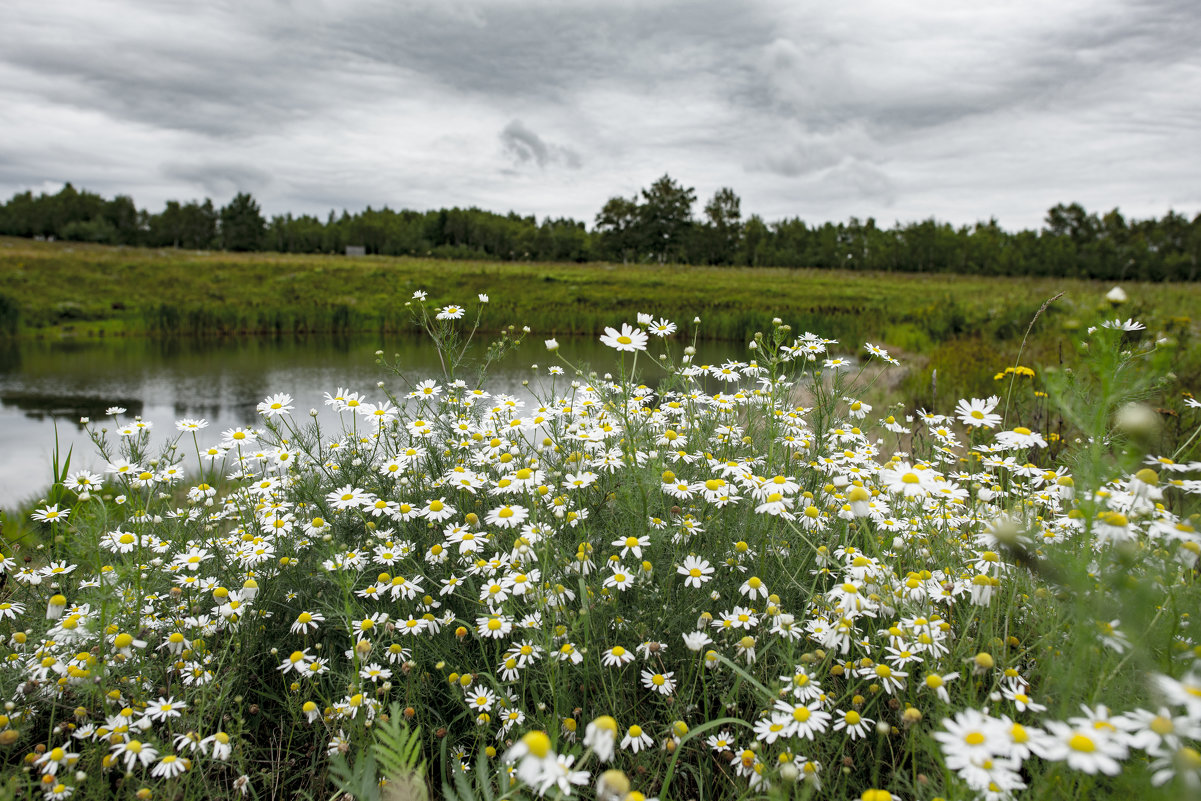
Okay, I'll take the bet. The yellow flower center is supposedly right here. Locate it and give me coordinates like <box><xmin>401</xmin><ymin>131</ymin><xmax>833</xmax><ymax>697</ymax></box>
<box><xmin>1068</xmin><ymin>734</ymin><xmax>1095</xmax><ymax>752</ymax></box>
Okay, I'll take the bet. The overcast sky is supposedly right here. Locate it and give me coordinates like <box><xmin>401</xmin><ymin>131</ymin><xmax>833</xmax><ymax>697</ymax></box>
<box><xmin>2</xmin><ymin>0</ymin><xmax>1199</xmax><ymax>230</ymax></box>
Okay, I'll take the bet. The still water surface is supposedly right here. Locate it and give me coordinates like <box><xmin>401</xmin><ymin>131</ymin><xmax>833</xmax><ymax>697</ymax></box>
<box><xmin>0</xmin><ymin>334</ymin><xmax>711</xmax><ymax>509</ymax></box>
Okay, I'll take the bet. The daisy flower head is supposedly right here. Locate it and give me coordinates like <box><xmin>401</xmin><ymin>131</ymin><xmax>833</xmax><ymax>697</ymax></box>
<box><xmin>833</xmin><ymin>708</ymin><xmax>874</xmax><ymax>740</ymax></box>
<box><xmin>422</xmin><ymin>497</ymin><xmax>455</xmax><ymax>522</ymax></box>
<box><xmin>63</xmin><ymin>470</ymin><xmax>103</xmax><ymax>492</ymax></box>
<box><xmin>485</xmin><ymin>504</ymin><xmax>529</xmax><ymax>529</ymax></box>
<box><xmin>150</xmin><ymin>753</ymin><xmax>191</xmax><ymax>779</ymax></box>
<box><xmin>771</xmin><ymin>700</ymin><xmax>831</xmax><ymax>740</ymax></box>
<box><xmin>1153</xmin><ymin>668</ymin><xmax>1201</xmax><ymax>718</ymax></box>
<box><xmin>1149</xmin><ymin>743</ymin><xmax>1201</xmax><ymax>788</ymax></box>
<box><xmin>649</xmin><ymin>317</ymin><xmax>677</xmax><ymax>337</ymax></box>
<box><xmin>536</xmin><ymin>753</ymin><xmax>590</xmax><ymax>796</ymax></box>
<box><xmin>677</xmin><ymin>555</ymin><xmax>715</xmax><ymax>588</ymax></box>
<box><xmin>1040</xmin><ymin>719</ymin><xmax>1129</xmax><ymax>775</ymax></box>
<box><xmin>922</xmin><ymin>671</ymin><xmax>960</xmax><ymax>703</ymax></box>
<box><xmin>278</xmin><ymin>649</ymin><xmax>316</xmax><ymax>675</ymax></box>
<box><xmin>995</xmin><ymin>426</ymin><xmax>1047</xmax><ymax>450</ymax></box>
<box><xmin>739</xmin><ymin>575</ymin><xmax>769</xmax><ymax>600</ymax></box>
<box><xmin>865</xmin><ymin>342</ymin><xmax>900</xmax><ymax>365</ymax></box>
<box><xmin>621</xmin><ymin>723</ymin><xmax>653</xmax><ymax>753</ymax></box>
<box><xmin>880</xmin><ymin>462</ymin><xmax>935</xmax><ymax>498</ymax></box>
<box><xmin>257</xmin><ymin>393</ymin><xmax>294</xmax><ymax>418</ymax></box>
<box><xmin>1101</xmin><ymin>317</ymin><xmax>1145</xmax><ymax>332</ymax></box>
<box><xmin>640</xmin><ymin>669</ymin><xmax>676</xmax><ymax>695</ymax></box>
<box><xmin>584</xmin><ymin>715</ymin><xmax>619</xmax><ymax>762</ymax></box>
<box><xmin>466</xmin><ymin>685</ymin><xmax>497</xmax><ymax>712</ymax></box>
<box><xmin>111</xmin><ymin>738</ymin><xmax>158</xmax><ymax>770</ymax></box>
<box><xmin>33</xmin><ymin>744</ymin><xmax>79</xmax><ymax>776</ymax></box>
<box><xmin>602</xmin><ymin>645</ymin><xmax>635</xmax><ymax>667</ymax></box>
<box><xmin>505</xmin><ymin>730</ymin><xmax>558</xmax><ymax>785</ymax></box>
<box><xmin>955</xmin><ymin>396</ymin><xmax>1002</xmax><ymax>429</ymax></box>
<box><xmin>31</xmin><ymin>504</ymin><xmax>69</xmax><ymax>523</ymax></box>
<box><xmin>932</xmin><ymin>709</ymin><xmax>1007</xmax><ymax>773</ymax></box>
<box><xmin>143</xmin><ymin>696</ymin><xmax>186</xmax><ymax>722</ymax></box>
<box><xmin>603</xmin><ymin>564</ymin><xmax>635</xmax><ymax>592</ymax></box>
<box><xmin>437</xmin><ymin>304</ymin><xmax>466</xmax><ymax>320</ymax></box>
<box><xmin>600</xmin><ymin>323</ymin><xmax>648</xmax><ymax>353</ymax></box>
<box><xmin>612</xmin><ymin>534</ymin><xmax>650</xmax><ymax>559</ymax></box>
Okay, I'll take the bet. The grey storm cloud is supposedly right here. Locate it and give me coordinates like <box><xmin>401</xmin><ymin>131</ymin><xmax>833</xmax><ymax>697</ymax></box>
<box><xmin>0</xmin><ymin>0</ymin><xmax>1198</xmax><ymax>228</ymax></box>
<box><xmin>160</xmin><ymin>162</ymin><xmax>275</xmax><ymax>201</ymax></box>
<box><xmin>500</xmin><ymin>121</ymin><xmax>581</xmax><ymax>170</ymax></box>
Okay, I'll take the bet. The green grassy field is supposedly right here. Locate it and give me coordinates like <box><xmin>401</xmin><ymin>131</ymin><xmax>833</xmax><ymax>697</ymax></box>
<box><xmin>4</xmin><ymin>236</ymin><xmax>1200</xmax><ymax>407</ymax></box>
<box><xmin>2</xmin><ymin>236</ymin><xmax>1196</xmax><ymax>343</ymax></box>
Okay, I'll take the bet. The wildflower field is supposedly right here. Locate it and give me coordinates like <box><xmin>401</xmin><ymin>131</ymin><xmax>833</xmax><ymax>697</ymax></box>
<box><xmin>2</xmin><ymin>290</ymin><xmax>1200</xmax><ymax>801</ymax></box>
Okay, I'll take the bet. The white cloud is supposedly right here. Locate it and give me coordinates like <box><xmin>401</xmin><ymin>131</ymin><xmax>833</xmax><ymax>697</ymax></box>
<box><xmin>0</xmin><ymin>0</ymin><xmax>1197</xmax><ymax>230</ymax></box>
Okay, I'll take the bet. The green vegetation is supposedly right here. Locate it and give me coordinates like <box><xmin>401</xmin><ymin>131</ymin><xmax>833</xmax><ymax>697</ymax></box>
<box><xmin>6</xmin><ymin>237</ymin><xmax>1201</xmax><ymax>408</ymax></box>
<box><xmin>4</xmin><ymin>237</ymin><xmax>1200</xmax><ymax>344</ymax></box>
<box><xmin>1</xmin><ymin>294</ymin><xmax>1198</xmax><ymax>801</ymax></box>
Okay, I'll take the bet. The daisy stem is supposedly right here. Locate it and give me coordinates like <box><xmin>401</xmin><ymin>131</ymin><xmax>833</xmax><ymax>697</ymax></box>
<box><xmin>1170</xmin><ymin>420</ymin><xmax>1201</xmax><ymax>462</ymax></box>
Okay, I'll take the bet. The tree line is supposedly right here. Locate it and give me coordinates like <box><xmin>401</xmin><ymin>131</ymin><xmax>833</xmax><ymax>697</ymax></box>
<box><xmin>1</xmin><ymin>177</ymin><xmax>1199</xmax><ymax>281</ymax></box>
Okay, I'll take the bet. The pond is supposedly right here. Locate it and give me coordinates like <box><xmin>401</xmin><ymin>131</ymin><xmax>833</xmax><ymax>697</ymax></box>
<box><xmin>0</xmin><ymin>332</ymin><xmax>735</xmax><ymax>509</ymax></box>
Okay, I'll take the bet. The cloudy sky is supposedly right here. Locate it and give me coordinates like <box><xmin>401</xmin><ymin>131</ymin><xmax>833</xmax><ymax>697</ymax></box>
<box><xmin>2</xmin><ymin>0</ymin><xmax>1199</xmax><ymax>230</ymax></box>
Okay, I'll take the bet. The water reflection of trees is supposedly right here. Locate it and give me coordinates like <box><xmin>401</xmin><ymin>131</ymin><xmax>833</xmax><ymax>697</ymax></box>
<box><xmin>0</xmin><ymin>392</ymin><xmax>144</xmax><ymax>424</ymax></box>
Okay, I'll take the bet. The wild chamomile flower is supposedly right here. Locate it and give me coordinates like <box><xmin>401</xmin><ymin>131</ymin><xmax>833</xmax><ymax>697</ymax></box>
<box><xmin>600</xmin><ymin>323</ymin><xmax>648</xmax><ymax>353</ymax></box>
<box><xmin>1101</xmin><ymin>317</ymin><xmax>1145</xmax><ymax>332</ymax></box>
<box><xmin>603</xmin><ymin>564</ymin><xmax>635</xmax><ymax>591</ymax></box>
<box><xmin>1039</xmin><ymin>719</ymin><xmax>1130</xmax><ymax>775</ymax></box>
<box><xmin>833</xmin><ymin>709</ymin><xmax>874</xmax><ymax>740</ymax></box>
<box><xmin>485</xmin><ymin>504</ymin><xmax>529</xmax><ymax>529</ymax></box>
<box><xmin>143</xmin><ymin>697</ymin><xmax>186</xmax><ymax>722</ymax></box>
<box><xmin>771</xmin><ymin>700</ymin><xmax>831</xmax><ymax>740</ymax></box>
<box><xmin>111</xmin><ymin>738</ymin><xmax>158</xmax><ymax>770</ymax></box>
<box><xmin>995</xmin><ymin>426</ymin><xmax>1048</xmax><ymax>450</ymax></box>
<box><xmin>620</xmin><ymin>723</ymin><xmax>653</xmax><ymax>753</ymax></box>
<box><xmin>600</xmin><ymin>645</ymin><xmax>634</xmax><ymax>667</ymax></box>
<box><xmin>465</xmin><ymin>686</ymin><xmax>497</xmax><ymax>712</ymax></box>
<box><xmin>151</xmin><ymin>753</ymin><xmax>191</xmax><ymax>778</ymax></box>
<box><xmin>583</xmin><ymin>716</ymin><xmax>618</xmax><ymax>762</ymax></box>
<box><xmin>933</xmin><ymin>709</ymin><xmax>1008</xmax><ymax>773</ymax></box>
<box><xmin>257</xmin><ymin>393</ymin><xmax>294</xmax><ymax>417</ymax></box>
<box><xmin>505</xmin><ymin>730</ymin><xmax>558</xmax><ymax>786</ymax></box>
<box><xmin>31</xmin><ymin>504</ymin><xmax>69</xmax><ymax>523</ymax></box>
<box><xmin>677</xmin><ymin>555</ymin><xmax>714</xmax><ymax>587</ymax></box>
<box><xmin>611</xmin><ymin>533</ymin><xmax>650</xmax><ymax>558</ymax></box>
<box><xmin>640</xmin><ymin>669</ymin><xmax>676</xmax><ymax>695</ymax></box>
<box><xmin>955</xmin><ymin>396</ymin><xmax>1002</xmax><ymax>428</ymax></box>
<box><xmin>648</xmin><ymin>317</ymin><xmax>676</xmax><ymax>337</ymax></box>
<box><xmin>739</xmin><ymin>575</ymin><xmax>769</xmax><ymax>600</ymax></box>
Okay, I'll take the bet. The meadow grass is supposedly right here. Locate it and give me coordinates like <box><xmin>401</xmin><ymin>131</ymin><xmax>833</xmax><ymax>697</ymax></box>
<box><xmin>3</xmin><ymin>236</ymin><xmax>1200</xmax><ymax>350</ymax></box>
<box><xmin>0</xmin><ymin>292</ymin><xmax>1199</xmax><ymax>801</ymax></box>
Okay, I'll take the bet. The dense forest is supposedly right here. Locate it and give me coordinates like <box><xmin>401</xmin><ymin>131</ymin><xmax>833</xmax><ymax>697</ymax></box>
<box><xmin>1</xmin><ymin>176</ymin><xmax>1199</xmax><ymax>280</ymax></box>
